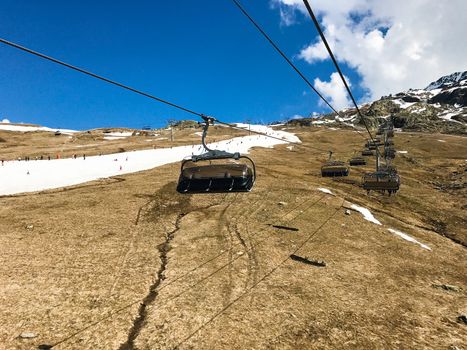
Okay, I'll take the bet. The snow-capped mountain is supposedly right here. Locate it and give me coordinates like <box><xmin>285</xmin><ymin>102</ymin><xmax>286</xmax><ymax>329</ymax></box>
<box><xmin>300</xmin><ymin>71</ymin><xmax>467</xmax><ymax>135</ymax></box>
<box><xmin>425</xmin><ymin>71</ymin><xmax>467</xmax><ymax>91</ymax></box>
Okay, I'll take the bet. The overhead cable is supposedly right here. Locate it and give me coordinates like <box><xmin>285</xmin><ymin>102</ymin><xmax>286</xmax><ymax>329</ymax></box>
<box><xmin>300</xmin><ymin>0</ymin><xmax>376</xmax><ymax>142</ymax></box>
<box><xmin>231</xmin><ymin>0</ymin><xmax>340</xmax><ymax>116</ymax></box>
<box><xmin>0</xmin><ymin>37</ymin><xmax>318</xmax><ymax>149</ymax></box>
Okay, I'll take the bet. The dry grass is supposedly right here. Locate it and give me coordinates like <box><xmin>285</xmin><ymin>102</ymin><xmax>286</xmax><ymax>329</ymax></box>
<box><xmin>0</xmin><ymin>126</ymin><xmax>466</xmax><ymax>349</ymax></box>
<box><xmin>0</xmin><ymin>125</ymin><xmax>243</xmax><ymax>160</ymax></box>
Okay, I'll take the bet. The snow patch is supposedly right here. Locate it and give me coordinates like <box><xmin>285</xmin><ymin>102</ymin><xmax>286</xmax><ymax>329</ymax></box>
<box><xmin>234</xmin><ymin>123</ymin><xmax>301</xmax><ymax>143</ymax></box>
<box><xmin>392</xmin><ymin>99</ymin><xmax>416</xmax><ymax>109</ymax></box>
<box><xmin>0</xmin><ymin>124</ymin><xmax>78</xmax><ymax>134</ymax></box>
<box><xmin>104</xmin><ymin>136</ymin><xmax>127</xmax><ymax>140</ymax></box>
<box><xmin>350</xmin><ymin>204</ymin><xmax>382</xmax><ymax>225</ymax></box>
<box><xmin>388</xmin><ymin>228</ymin><xmax>431</xmax><ymax>250</ymax></box>
<box><xmin>318</xmin><ymin>187</ymin><xmax>334</xmax><ymax>196</ymax></box>
<box><xmin>397</xmin><ymin>151</ymin><xmax>408</xmax><ymax>154</ymax></box>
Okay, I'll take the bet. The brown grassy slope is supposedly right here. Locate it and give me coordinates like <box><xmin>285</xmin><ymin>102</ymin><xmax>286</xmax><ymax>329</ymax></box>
<box><xmin>0</xmin><ymin>125</ymin><xmax>242</xmax><ymax>161</ymax></box>
<box><xmin>0</xmin><ymin>127</ymin><xmax>465</xmax><ymax>350</ymax></box>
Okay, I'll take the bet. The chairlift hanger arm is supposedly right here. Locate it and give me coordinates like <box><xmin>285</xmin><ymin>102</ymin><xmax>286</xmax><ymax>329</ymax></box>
<box><xmin>193</xmin><ymin>115</ymin><xmax>240</xmax><ymax>162</ymax></box>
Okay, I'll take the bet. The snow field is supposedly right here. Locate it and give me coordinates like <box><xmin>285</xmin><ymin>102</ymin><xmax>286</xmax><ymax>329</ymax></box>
<box><xmin>0</xmin><ymin>124</ymin><xmax>299</xmax><ymax>196</ymax></box>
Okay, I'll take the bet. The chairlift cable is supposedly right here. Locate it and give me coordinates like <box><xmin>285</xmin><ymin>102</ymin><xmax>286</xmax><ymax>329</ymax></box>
<box><xmin>173</xmin><ymin>194</ymin><xmax>347</xmax><ymax>348</ymax></box>
<box><xmin>300</xmin><ymin>0</ymin><xmax>376</xmax><ymax>143</ymax></box>
<box><xmin>0</xmin><ymin>37</ymin><xmax>326</xmax><ymax>154</ymax></box>
<box><xmin>230</xmin><ymin>0</ymin><xmax>340</xmax><ymax>116</ymax></box>
<box><xmin>230</xmin><ymin>0</ymin><xmax>369</xmax><ymax>152</ymax></box>
<box><xmin>48</xmin><ymin>193</ymin><xmax>327</xmax><ymax>347</ymax></box>
<box><xmin>0</xmin><ymin>38</ymin><xmax>204</xmax><ymax>118</ymax></box>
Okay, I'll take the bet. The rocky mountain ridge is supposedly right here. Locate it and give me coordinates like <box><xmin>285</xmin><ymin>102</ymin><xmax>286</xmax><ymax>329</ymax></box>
<box><xmin>296</xmin><ymin>71</ymin><xmax>467</xmax><ymax>135</ymax></box>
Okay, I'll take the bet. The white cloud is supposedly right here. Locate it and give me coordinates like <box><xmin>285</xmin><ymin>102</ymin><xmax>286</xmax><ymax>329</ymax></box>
<box><xmin>298</xmin><ymin>39</ymin><xmax>330</xmax><ymax>63</ymax></box>
<box><xmin>291</xmin><ymin>114</ymin><xmax>304</xmax><ymax>119</ymax></box>
<box><xmin>1</xmin><ymin>119</ymin><xmax>10</xmax><ymax>123</ymax></box>
<box><xmin>314</xmin><ymin>72</ymin><xmax>351</xmax><ymax>110</ymax></box>
<box><xmin>272</xmin><ymin>0</ymin><xmax>467</xmax><ymax>100</ymax></box>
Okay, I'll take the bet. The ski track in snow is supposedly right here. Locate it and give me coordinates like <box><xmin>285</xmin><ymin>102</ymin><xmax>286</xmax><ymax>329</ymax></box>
<box><xmin>388</xmin><ymin>228</ymin><xmax>431</xmax><ymax>250</ymax></box>
<box><xmin>0</xmin><ymin>124</ymin><xmax>300</xmax><ymax>196</ymax></box>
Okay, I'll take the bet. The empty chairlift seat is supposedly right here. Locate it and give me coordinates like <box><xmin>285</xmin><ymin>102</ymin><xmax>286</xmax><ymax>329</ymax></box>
<box><xmin>365</xmin><ymin>140</ymin><xmax>378</xmax><ymax>150</ymax></box>
<box><xmin>321</xmin><ymin>161</ymin><xmax>349</xmax><ymax>177</ymax></box>
<box><xmin>362</xmin><ymin>171</ymin><xmax>400</xmax><ymax>194</ymax></box>
<box><xmin>176</xmin><ymin>115</ymin><xmax>256</xmax><ymax>194</ymax></box>
<box><xmin>176</xmin><ymin>159</ymin><xmax>255</xmax><ymax>193</ymax></box>
<box><xmin>349</xmin><ymin>156</ymin><xmax>367</xmax><ymax>166</ymax></box>
<box><xmin>362</xmin><ymin>149</ymin><xmax>374</xmax><ymax>156</ymax></box>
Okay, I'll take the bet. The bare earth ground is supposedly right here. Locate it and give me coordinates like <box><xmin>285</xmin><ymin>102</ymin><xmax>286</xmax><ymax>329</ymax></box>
<box><xmin>0</xmin><ymin>127</ymin><xmax>466</xmax><ymax>349</ymax></box>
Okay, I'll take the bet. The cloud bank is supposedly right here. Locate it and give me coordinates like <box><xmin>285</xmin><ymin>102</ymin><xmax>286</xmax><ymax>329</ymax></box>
<box><xmin>272</xmin><ymin>0</ymin><xmax>467</xmax><ymax>101</ymax></box>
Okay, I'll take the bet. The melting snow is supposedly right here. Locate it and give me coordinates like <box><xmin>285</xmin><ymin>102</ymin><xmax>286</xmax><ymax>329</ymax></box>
<box><xmin>104</xmin><ymin>136</ymin><xmax>127</xmax><ymax>140</ymax></box>
<box><xmin>438</xmin><ymin>111</ymin><xmax>463</xmax><ymax>123</ymax></box>
<box><xmin>397</xmin><ymin>151</ymin><xmax>408</xmax><ymax>154</ymax></box>
<box><xmin>311</xmin><ymin>119</ymin><xmax>332</xmax><ymax>125</ymax></box>
<box><xmin>350</xmin><ymin>204</ymin><xmax>382</xmax><ymax>225</ymax></box>
<box><xmin>388</xmin><ymin>228</ymin><xmax>431</xmax><ymax>250</ymax></box>
<box><xmin>0</xmin><ymin>124</ymin><xmax>78</xmax><ymax>135</ymax></box>
<box><xmin>392</xmin><ymin>99</ymin><xmax>416</xmax><ymax>109</ymax></box>
<box><xmin>437</xmin><ymin>139</ymin><xmax>447</xmax><ymax>143</ymax></box>
<box><xmin>0</xmin><ymin>125</ymin><xmax>299</xmax><ymax>195</ymax></box>
<box><xmin>318</xmin><ymin>188</ymin><xmax>334</xmax><ymax>196</ymax></box>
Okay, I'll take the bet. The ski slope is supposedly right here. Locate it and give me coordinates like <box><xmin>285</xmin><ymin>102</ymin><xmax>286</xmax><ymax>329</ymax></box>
<box><xmin>0</xmin><ymin>125</ymin><xmax>299</xmax><ymax>196</ymax></box>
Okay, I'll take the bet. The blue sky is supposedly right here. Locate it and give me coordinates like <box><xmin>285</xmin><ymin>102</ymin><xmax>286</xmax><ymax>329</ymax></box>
<box><xmin>0</xmin><ymin>1</ymin><xmax>369</xmax><ymax>129</ymax></box>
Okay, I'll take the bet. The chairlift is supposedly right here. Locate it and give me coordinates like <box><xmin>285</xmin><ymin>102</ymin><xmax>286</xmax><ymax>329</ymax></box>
<box><xmin>365</xmin><ymin>140</ymin><xmax>378</xmax><ymax>150</ymax></box>
<box><xmin>349</xmin><ymin>155</ymin><xmax>367</xmax><ymax>166</ymax></box>
<box><xmin>362</xmin><ymin>155</ymin><xmax>400</xmax><ymax>194</ymax></box>
<box><xmin>176</xmin><ymin>116</ymin><xmax>256</xmax><ymax>193</ymax></box>
<box><xmin>321</xmin><ymin>151</ymin><xmax>349</xmax><ymax>177</ymax></box>
<box><xmin>362</xmin><ymin>172</ymin><xmax>400</xmax><ymax>194</ymax></box>
<box><xmin>362</xmin><ymin>148</ymin><xmax>374</xmax><ymax>156</ymax></box>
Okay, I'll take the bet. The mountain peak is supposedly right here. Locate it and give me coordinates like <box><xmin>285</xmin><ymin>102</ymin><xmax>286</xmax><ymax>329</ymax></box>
<box><xmin>425</xmin><ymin>71</ymin><xmax>467</xmax><ymax>91</ymax></box>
